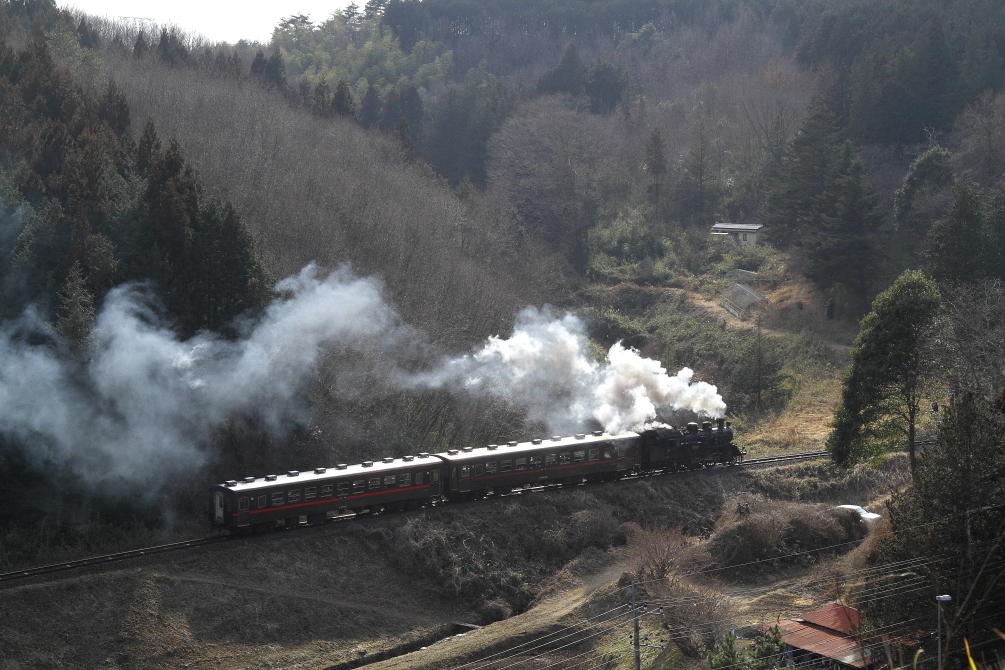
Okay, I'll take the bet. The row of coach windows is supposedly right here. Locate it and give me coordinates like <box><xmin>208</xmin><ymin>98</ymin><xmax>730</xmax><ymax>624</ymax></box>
<box><xmin>258</xmin><ymin>471</ymin><xmax>435</xmax><ymax>507</ymax></box>
<box><xmin>464</xmin><ymin>449</ymin><xmax>613</xmax><ymax>478</ymax></box>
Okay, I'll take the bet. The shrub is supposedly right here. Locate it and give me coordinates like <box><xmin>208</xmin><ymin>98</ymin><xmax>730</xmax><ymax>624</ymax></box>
<box><xmin>708</xmin><ymin>500</ymin><xmax>867</xmax><ymax>581</ymax></box>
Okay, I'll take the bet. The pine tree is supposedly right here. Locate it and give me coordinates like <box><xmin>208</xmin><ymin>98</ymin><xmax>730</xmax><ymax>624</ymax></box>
<box><xmin>359</xmin><ymin>83</ymin><xmax>381</xmax><ymax>129</ymax></box>
<box><xmin>827</xmin><ymin>270</ymin><xmax>942</xmax><ymax>475</ymax></box>
<box><xmin>132</xmin><ymin>30</ymin><xmax>149</xmax><ymax>59</ymax></box>
<box><xmin>537</xmin><ymin>41</ymin><xmax>586</xmax><ymax>96</ymax></box>
<box><xmin>136</xmin><ymin>120</ymin><xmax>161</xmax><ymax>173</ymax></box>
<box><xmin>644</xmin><ymin>127</ymin><xmax>666</xmax><ymax>214</ymax></box>
<box><xmin>250</xmin><ymin>50</ymin><xmax>267</xmax><ymax>79</ymax></box>
<box><xmin>312</xmin><ymin>80</ymin><xmax>333</xmax><ymax>118</ymax></box>
<box><xmin>332</xmin><ymin>79</ymin><xmax>357</xmax><ymax>120</ymax></box>
<box><xmin>55</xmin><ymin>262</ymin><xmax>95</xmax><ymax>355</ymax></box>
<box><xmin>805</xmin><ymin>143</ymin><xmax>884</xmax><ymax>300</ymax></box>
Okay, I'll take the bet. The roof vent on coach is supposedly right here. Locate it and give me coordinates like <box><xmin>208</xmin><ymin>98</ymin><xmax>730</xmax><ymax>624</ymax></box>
<box><xmin>314</xmin><ymin>467</ymin><xmax>326</xmax><ymax>474</ymax></box>
<box><xmin>362</xmin><ymin>461</ymin><xmax>374</xmax><ymax>467</ymax></box>
<box><xmin>382</xmin><ymin>457</ymin><xmax>394</xmax><ymax>464</ymax></box>
<box><xmin>287</xmin><ymin>471</ymin><xmax>299</xmax><ymax>477</ymax></box>
<box><xmin>225</xmin><ymin>480</ymin><xmax>237</xmax><ymax>487</ymax></box>
<box><xmin>336</xmin><ymin>464</ymin><xmax>348</xmax><ymax>470</ymax></box>
<box><xmin>593</xmin><ymin>430</ymin><xmax>604</xmax><ymax>436</ymax></box>
<box><xmin>575</xmin><ymin>434</ymin><xmax>586</xmax><ymax>440</ymax></box>
<box><xmin>403</xmin><ymin>455</ymin><xmax>414</xmax><ymax>461</ymax></box>
<box><xmin>447</xmin><ymin>449</ymin><xmax>459</xmax><ymax>455</ymax></box>
<box><xmin>507</xmin><ymin>441</ymin><xmax>518</xmax><ymax>447</ymax></box>
<box><xmin>462</xmin><ymin>446</ymin><xmax>474</xmax><ymax>452</ymax></box>
<box><xmin>418</xmin><ymin>452</ymin><xmax>430</xmax><ymax>458</ymax></box>
<box><xmin>265</xmin><ymin>474</ymin><xmax>278</xmax><ymax>481</ymax></box>
<box><xmin>532</xmin><ymin>438</ymin><xmax>542</xmax><ymax>444</ymax></box>
<box><xmin>487</xmin><ymin>444</ymin><xmax>499</xmax><ymax>450</ymax></box>
<box><xmin>551</xmin><ymin>436</ymin><xmax>562</xmax><ymax>441</ymax></box>
<box><xmin>243</xmin><ymin>477</ymin><xmax>255</xmax><ymax>484</ymax></box>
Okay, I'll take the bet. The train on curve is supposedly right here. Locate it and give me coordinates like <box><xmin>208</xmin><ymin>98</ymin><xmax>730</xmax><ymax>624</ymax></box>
<box><xmin>211</xmin><ymin>419</ymin><xmax>744</xmax><ymax>532</ymax></box>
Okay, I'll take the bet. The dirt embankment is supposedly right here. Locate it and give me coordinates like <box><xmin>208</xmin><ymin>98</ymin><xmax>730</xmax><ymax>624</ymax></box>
<box><xmin>0</xmin><ymin>456</ymin><xmax>909</xmax><ymax>670</ymax></box>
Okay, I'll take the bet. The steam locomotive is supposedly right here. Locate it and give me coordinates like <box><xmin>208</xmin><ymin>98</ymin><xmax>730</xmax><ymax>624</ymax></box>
<box><xmin>211</xmin><ymin>419</ymin><xmax>744</xmax><ymax>532</ymax></box>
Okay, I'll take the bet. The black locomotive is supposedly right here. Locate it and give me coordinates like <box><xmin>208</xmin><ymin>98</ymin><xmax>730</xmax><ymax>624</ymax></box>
<box><xmin>211</xmin><ymin>419</ymin><xmax>744</xmax><ymax>532</ymax></box>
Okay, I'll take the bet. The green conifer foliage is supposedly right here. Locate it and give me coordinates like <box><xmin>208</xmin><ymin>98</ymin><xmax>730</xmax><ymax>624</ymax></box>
<box><xmin>537</xmin><ymin>41</ymin><xmax>586</xmax><ymax>96</ymax></box>
<box><xmin>332</xmin><ymin>79</ymin><xmax>357</xmax><ymax>120</ymax></box>
<box><xmin>805</xmin><ymin>143</ymin><xmax>884</xmax><ymax>300</ymax></box>
<box><xmin>827</xmin><ymin>270</ymin><xmax>942</xmax><ymax>475</ymax></box>
<box><xmin>358</xmin><ymin>82</ymin><xmax>381</xmax><ymax>129</ymax></box>
<box><xmin>54</xmin><ymin>261</ymin><xmax>94</xmax><ymax>355</ymax></box>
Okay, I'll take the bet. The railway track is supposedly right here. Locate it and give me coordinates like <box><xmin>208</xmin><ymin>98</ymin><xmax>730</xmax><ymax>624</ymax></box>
<box><xmin>0</xmin><ymin>449</ymin><xmax>830</xmax><ymax>585</ymax></box>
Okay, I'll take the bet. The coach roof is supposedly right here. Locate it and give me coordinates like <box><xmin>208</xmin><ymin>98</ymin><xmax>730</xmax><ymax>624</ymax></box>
<box><xmin>434</xmin><ymin>431</ymin><xmax>637</xmax><ymax>463</ymax></box>
<box><xmin>215</xmin><ymin>454</ymin><xmax>438</xmax><ymax>492</ymax></box>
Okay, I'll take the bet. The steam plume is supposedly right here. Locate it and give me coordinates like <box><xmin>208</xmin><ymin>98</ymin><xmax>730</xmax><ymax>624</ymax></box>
<box><xmin>412</xmin><ymin>307</ymin><xmax>725</xmax><ymax>433</ymax></box>
<box><xmin>0</xmin><ymin>267</ymin><xmax>724</xmax><ymax>491</ymax></box>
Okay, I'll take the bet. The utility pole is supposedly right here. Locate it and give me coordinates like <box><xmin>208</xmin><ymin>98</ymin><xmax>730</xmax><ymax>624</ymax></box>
<box><xmin>937</xmin><ymin>594</ymin><xmax>952</xmax><ymax>670</ymax></box>
<box><xmin>632</xmin><ymin>582</ymin><xmax>641</xmax><ymax>670</ymax></box>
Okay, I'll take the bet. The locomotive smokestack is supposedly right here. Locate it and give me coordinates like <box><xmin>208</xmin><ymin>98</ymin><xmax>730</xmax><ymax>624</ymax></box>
<box><xmin>717</xmin><ymin>418</ymin><xmax>724</xmax><ymax>430</ymax></box>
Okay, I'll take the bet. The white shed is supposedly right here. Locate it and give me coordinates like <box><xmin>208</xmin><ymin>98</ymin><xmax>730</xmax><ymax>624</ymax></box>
<box><xmin>711</xmin><ymin>222</ymin><xmax>763</xmax><ymax>246</ymax></box>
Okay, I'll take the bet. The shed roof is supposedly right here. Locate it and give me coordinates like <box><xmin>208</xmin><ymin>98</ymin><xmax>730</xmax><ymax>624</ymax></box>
<box><xmin>801</xmin><ymin>602</ymin><xmax>862</xmax><ymax>635</ymax></box>
<box><xmin>774</xmin><ymin>618</ymin><xmax>869</xmax><ymax>668</ymax></box>
<box><xmin>721</xmin><ymin>283</ymin><xmax>768</xmax><ymax>310</ymax></box>
<box><xmin>712</xmin><ymin>222</ymin><xmax>763</xmax><ymax>232</ymax></box>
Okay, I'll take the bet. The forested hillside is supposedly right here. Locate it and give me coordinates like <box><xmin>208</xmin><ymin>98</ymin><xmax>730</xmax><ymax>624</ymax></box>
<box><xmin>0</xmin><ymin>1</ymin><xmax>1000</xmax><ymax>654</ymax></box>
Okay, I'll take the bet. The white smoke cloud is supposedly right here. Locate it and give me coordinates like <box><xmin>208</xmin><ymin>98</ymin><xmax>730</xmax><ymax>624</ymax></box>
<box><xmin>0</xmin><ymin>264</ymin><xmax>407</xmax><ymax>488</ymax></box>
<box><xmin>412</xmin><ymin>307</ymin><xmax>726</xmax><ymax>433</ymax></box>
<box><xmin>0</xmin><ymin>267</ymin><xmax>725</xmax><ymax>491</ymax></box>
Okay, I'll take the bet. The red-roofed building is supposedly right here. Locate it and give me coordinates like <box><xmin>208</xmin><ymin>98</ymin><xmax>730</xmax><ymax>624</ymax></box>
<box><xmin>763</xmin><ymin>603</ymin><xmax>871</xmax><ymax>670</ymax></box>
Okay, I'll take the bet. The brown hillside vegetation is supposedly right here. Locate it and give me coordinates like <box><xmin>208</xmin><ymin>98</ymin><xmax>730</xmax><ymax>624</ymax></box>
<box><xmin>0</xmin><ymin>459</ymin><xmax>908</xmax><ymax>669</ymax></box>
<box><xmin>77</xmin><ymin>53</ymin><xmax>559</xmax><ymax>347</ymax></box>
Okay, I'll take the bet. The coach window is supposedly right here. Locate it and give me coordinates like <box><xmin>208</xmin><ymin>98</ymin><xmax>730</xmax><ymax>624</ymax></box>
<box><xmin>239</xmin><ymin>497</ymin><xmax>249</xmax><ymax>511</ymax></box>
<box><xmin>515</xmin><ymin>457</ymin><xmax>527</xmax><ymax>471</ymax></box>
<box><xmin>473</xmin><ymin>464</ymin><xmax>484</xmax><ymax>477</ymax></box>
<box><xmin>353</xmin><ymin>480</ymin><xmax>365</xmax><ymax>494</ymax></box>
<box><xmin>485</xmin><ymin>461</ymin><xmax>497</xmax><ymax>474</ymax></box>
<box><xmin>559</xmin><ymin>452</ymin><xmax>571</xmax><ymax>465</ymax></box>
<box><xmin>383</xmin><ymin>475</ymin><xmax>396</xmax><ymax>489</ymax></box>
<box><xmin>305</xmin><ymin>487</ymin><xmax>317</xmax><ymax>500</ymax></box>
<box><xmin>501</xmin><ymin>460</ymin><xmax>513</xmax><ymax>472</ymax></box>
<box><xmin>368</xmin><ymin>477</ymin><xmax>381</xmax><ymax>490</ymax></box>
<box><xmin>529</xmin><ymin>455</ymin><xmax>541</xmax><ymax>468</ymax></box>
<box><xmin>271</xmin><ymin>492</ymin><xmax>284</xmax><ymax>507</ymax></box>
<box><xmin>400</xmin><ymin>472</ymin><xmax>411</xmax><ymax>486</ymax></box>
<box><xmin>588</xmin><ymin>448</ymin><xmax>599</xmax><ymax>462</ymax></box>
<box><xmin>258</xmin><ymin>495</ymin><xmax>266</xmax><ymax>509</ymax></box>
<box><xmin>415</xmin><ymin>472</ymin><xmax>424</xmax><ymax>485</ymax></box>
<box><xmin>545</xmin><ymin>454</ymin><xmax>557</xmax><ymax>466</ymax></box>
<box><xmin>431</xmin><ymin>470</ymin><xmax>439</xmax><ymax>482</ymax></box>
<box><xmin>335</xmin><ymin>483</ymin><xmax>348</xmax><ymax>497</ymax></box>
<box><xmin>288</xmin><ymin>489</ymin><xmax>301</xmax><ymax>503</ymax></box>
<box><xmin>573</xmin><ymin>450</ymin><xmax>586</xmax><ymax>463</ymax></box>
<box><xmin>460</xmin><ymin>465</ymin><xmax>471</xmax><ymax>478</ymax></box>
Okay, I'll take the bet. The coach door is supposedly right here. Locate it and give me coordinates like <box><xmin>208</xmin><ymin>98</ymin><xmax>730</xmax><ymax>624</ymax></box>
<box><xmin>616</xmin><ymin>444</ymin><xmax>628</xmax><ymax>471</ymax></box>
<box><xmin>237</xmin><ymin>497</ymin><xmax>250</xmax><ymax>527</ymax></box>
<box><xmin>458</xmin><ymin>464</ymin><xmax>472</xmax><ymax>492</ymax></box>
<box><xmin>213</xmin><ymin>492</ymin><xmax>225</xmax><ymax>524</ymax></box>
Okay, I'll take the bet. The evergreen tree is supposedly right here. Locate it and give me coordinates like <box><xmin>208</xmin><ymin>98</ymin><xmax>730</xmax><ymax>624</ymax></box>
<box><xmin>924</xmin><ymin>177</ymin><xmax>1005</xmax><ymax>283</ymax></box>
<box><xmin>98</xmin><ymin>82</ymin><xmax>130</xmax><ymax>137</ymax></box>
<box><xmin>54</xmin><ymin>262</ymin><xmax>94</xmax><ymax>355</ymax></box>
<box><xmin>358</xmin><ymin>83</ymin><xmax>381</xmax><ymax>129</ymax></box>
<box><xmin>537</xmin><ymin>41</ymin><xmax>586</xmax><ymax>96</ymax></box>
<box><xmin>805</xmin><ymin>143</ymin><xmax>885</xmax><ymax>300</ymax></box>
<box><xmin>392</xmin><ymin>116</ymin><xmax>413</xmax><ymax>160</ymax></box>
<box><xmin>586</xmin><ymin>59</ymin><xmax>627</xmax><ymax>114</ymax></box>
<box><xmin>332</xmin><ymin>79</ymin><xmax>357</xmax><ymax>119</ymax></box>
<box><xmin>762</xmin><ymin>100</ymin><xmax>844</xmax><ymax>245</ymax></box>
<box><xmin>363</xmin><ymin>0</ymin><xmax>386</xmax><ymax>20</ymax></box>
<box><xmin>827</xmin><ymin>270</ymin><xmax>942</xmax><ymax>475</ymax></box>
<box><xmin>132</xmin><ymin>30</ymin><xmax>148</xmax><ymax>59</ymax></box>
<box><xmin>250</xmin><ymin>50</ymin><xmax>268</xmax><ymax>79</ymax></box>
<box><xmin>136</xmin><ymin>120</ymin><xmax>161</xmax><ymax>173</ymax></box>
<box><xmin>264</xmin><ymin>48</ymin><xmax>287</xmax><ymax>90</ymax></box>
<box><xmin>644</xmin><ymin>127</ymin><xmax>667</xmax><ymax>214</ymax></box>
<box><xmin>312</xmin><ymin>80</ymin><xmax>333</xmax><ymax>118</ymax></box>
